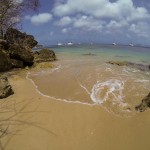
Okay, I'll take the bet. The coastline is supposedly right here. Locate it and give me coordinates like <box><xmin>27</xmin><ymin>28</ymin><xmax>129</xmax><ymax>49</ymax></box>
<box><xmin>1</xmin><ymin>69</ymin><xmax>150</xmax><ymax>150</ymax></box>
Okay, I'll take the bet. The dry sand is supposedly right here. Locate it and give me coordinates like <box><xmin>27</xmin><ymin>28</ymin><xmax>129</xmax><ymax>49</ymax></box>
<box><xmin>1</xmin><ymin>70</ymin><xmax>150</xmax><ymax>150</ymax></box>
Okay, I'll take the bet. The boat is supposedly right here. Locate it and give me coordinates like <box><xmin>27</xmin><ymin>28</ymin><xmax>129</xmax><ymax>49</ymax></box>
<box><xmin>112</xmin><ymin>42</ymin><xmax>117</xmax><ymax>45</ymax></box>
<box><xmin>57</xmin><ymin>43</ymin><xmax>63</xmax><ymax>46</ymax></box>
<box><xmin>129</xmin><ymin>43</ymin><xmax>134</xmax><ymax>47</ymax></box>
<box><xmin>67</xmin><ymin>42</ymin><xmax>73</xmax><ymax>45</ymax></box>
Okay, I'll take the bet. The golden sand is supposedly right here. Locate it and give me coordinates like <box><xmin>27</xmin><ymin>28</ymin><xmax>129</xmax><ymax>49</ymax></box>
<box><xmin>1</xmin><ymin>70</ymin><xmax>150</xmax><ymax>150</ymax></box>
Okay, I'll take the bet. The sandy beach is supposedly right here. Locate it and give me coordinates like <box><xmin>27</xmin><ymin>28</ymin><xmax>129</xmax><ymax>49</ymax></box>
<box><xmin>0</xmin><ymin>69</ymin><xmax>149</xmax><ymax>150</ymax></box>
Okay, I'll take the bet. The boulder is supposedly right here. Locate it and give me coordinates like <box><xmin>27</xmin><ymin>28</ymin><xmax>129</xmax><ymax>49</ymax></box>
<box><xmin>9</xmin><ymin>45</ymin><xmax>34</xmax><ymax>66</ymax></box>
<box><xmin>0</xmin><ymin>76</ymin><xmax>14</xmax><ymax>99</ymax></box>
<box><xmin>107</xmin><ymin>61</ymin><xmax>128</xmax><ymax>66</ymax></box>
<box><xmin>135</xmin><ymin>93</ymin><xmax>150</xmax><ymax>112</ymax></box>
<box><xmin>34</xmin><ymin>49</ymin><xmax>56</xmax><ymax>63</ymax></box>
<box><xmin>5</xmin><ymin>28</ymin><xmax>38</xmax><ymax>49</ymax></box>
<box><xmin>0</xmin><ymin>50</ymin><xmax>12</xmax><ymax>72</ymax></box>
<box><xmin>107</xmin><ymin>61</ymin><xmax>150</xmax><ymax>71</ymax></box>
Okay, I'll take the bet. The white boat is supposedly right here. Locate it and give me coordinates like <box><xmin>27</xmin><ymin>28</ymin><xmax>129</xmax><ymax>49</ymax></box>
<box><xmin>129</xmin><ymin>43</ymin><xmax>134</xmax><ymax>46</ymax></box>
<box><xmin>112</xmin><ymin>42</ymin><xmax>116</xmax><ymax>45</ymax></box>
<box><xmin>57</xmin><ymin>43</ymin><xmax>63</xmax><ymax>46</ymax></box>
<box><xmin>67</xmin><ymin>42</ymin><xmax>73</xmax><ymax>45</ymax></box>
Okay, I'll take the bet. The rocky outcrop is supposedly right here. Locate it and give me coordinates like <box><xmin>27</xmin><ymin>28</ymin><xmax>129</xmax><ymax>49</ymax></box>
<box><xmin>5</xmin><ymin>28</ymin><xmax>37</xmax><ymax>49</ymax></box>
<box><xmin>34</xmin><ymin>49</ymin><xmax>56</xmax><ymax>63</ymax></box>
<box><xmin>0</xmin><ymin>28</ymin><xmax>38</xmax><ymax>72</ymax></box>
<box><xmin>0</xmin><ymin>76</ymin><xmax>14</xmax><ymax>99</ymax></box>
<box><xmin>135</xmin><ymin>93</ymin><xmax>150</xmax><ymax>112</ymax></box>
<box><xmin>107</xmin><ymin>61</ymin><xmax>150</xmax><ymax>71</ymax></box>
<box><xmin>0</xmin><ymin>50</ymin><xmax>12</xmax><ymax>72</ymax></box>
<box><xmin>107</xmin><ymin>61</ymin><xmax>128</xmax><ymax>66</ymax></box>
<box><xmin>9</xmin><ymin>45</ymin><xmax>34</xmax><ymax>66</ymax></box>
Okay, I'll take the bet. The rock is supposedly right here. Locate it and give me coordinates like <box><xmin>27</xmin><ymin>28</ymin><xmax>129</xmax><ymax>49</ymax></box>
<box><xmin>82</xmin><ymin>53</ymin><xmax>96</xmax><ymax>56</ymax></box>
<box><xmin>0</xmin><ymin>50</ymin><xmax>12</xmax><ymax>72</ymax></box>
<box><xmin>9</xmin><ymin>44</ymin><xmax>34</xmax><ymax>66</ymax></box>
<box><xmin>5</xmin><ymin>28</ymin><xmax>37</xmax><ymax>49</ymax></box>
<box><xmin>0</xmin><ymin>76</ymin><xmax>14</xmax><ymax>99</ymax></box>
<box><xmin>107</xmin><ymin>61</ymin><xmax>150</xmax><ymax>71</ymax></box>
<box><xmin>11</xmin><ymin>59</ymin><xmax>24</xmax><ymax>68</ymax></box>
<box><xmin>107</xmin><ymin>61</ymin><xmax>128</xmax><ymax>66</ymax></box>
<box><xmin>34</xmin><ymin>49</ymin><xmax>56</xmax><ymax>63</ymax></box>
<box><xmin>135</xmin><ymin>93</ymin><xmax>150</xmax><ymax>112</ymax></box>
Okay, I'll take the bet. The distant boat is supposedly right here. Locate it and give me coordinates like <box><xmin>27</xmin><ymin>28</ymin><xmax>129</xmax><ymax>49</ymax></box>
<box><xmin>67</xmin><ymin>42</ymin><xmax>73</xmax><ymax>45</ymax></box>
<box><xmin>112</xmin><ymin>43</ymin><xmax>117</xmax><ymax>45</ymax></box>
<box><xmin>129</xmin><ymin>43</ymin><xmax>134</xmax><ymax>47</ymax></box>
<box><xmin>57</xmin><ymin>43</ymin><xmax>63</xmax><ymax>46</ymax></box>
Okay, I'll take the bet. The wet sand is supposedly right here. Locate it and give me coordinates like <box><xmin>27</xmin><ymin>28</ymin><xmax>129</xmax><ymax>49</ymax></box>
<box><xmin>1</xmin><ymin>70</ymin><xmax>150</xmax><ymax>150</ymax></box>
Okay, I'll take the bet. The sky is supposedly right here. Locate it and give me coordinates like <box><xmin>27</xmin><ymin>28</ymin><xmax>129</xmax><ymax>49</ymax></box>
<box><xmin>22</xmin><ymin>0</ymin><xmax>150</xmax><ymax>46</ymax></box>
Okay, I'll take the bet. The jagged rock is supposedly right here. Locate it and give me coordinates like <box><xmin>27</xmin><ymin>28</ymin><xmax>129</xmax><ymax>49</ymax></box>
<box><xmin>135</xmin><ymin>93</ymin><xmax>150</xmax><ymax>112</ymax></box>
<box><xmin>0</xmin><ymin>50</ymin><xmax>12</xmax><ymax>72</ymax></box>
<box><xmin>11</xmin><ymin>59</ymin><xmax>24</xmax><ymax>68</ymax></box>
<box><xmin>9</xmin><ymin>45</ymin><xmax>34</xmax><ymax>66</ymax></box>
<box><xmin>34</xmin><ymin>49</ymin><xmax>56</xmax><ymax>63</ymax></box>
<box><xmin>5</xmin><ymin>28</ymin><xmax>38</xmax><ymax>49</ymax></box>
<box><xmin>107</xmin><ymin>61</ymin><xmax>128</xmax><ymax>66</ymax></box>
<box><xmin>0</xmin><ymin>76</ymin><xmax>14</xmax><ymax>99</ymax></box>
<box><xmin>107</xmin><ymin>61</ymin><xmax>150</xmax><ymax>71</ymax></box>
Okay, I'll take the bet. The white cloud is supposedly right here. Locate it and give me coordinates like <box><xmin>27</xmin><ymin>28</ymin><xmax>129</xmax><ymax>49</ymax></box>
<box><xmin>53</xmin><ymin>0</ymin><xmax>149</xmax><ymax>21</ymax></box>
<box><xmin>27</xmin><ymin>13</ymin><xmax>53</xmax><ymax>26</ymax></box>
<box><xmin>129</xmin><ymin>22</ymin><xmax>149</xmax><ymax>38</ymax></box>
<box><xmin>56</xmin><ymin>16</ymin><xmax>72</xmax><ymax>26</ymax></box>
<box><xmin>52</xmin><ymin>0</ymin><xmax>150</xmax><ymax>39</ymax></box>
<box><xmin>62</xmin><ymin>28</ymin><xmax>68</xmax><ymax>33</ymax></box>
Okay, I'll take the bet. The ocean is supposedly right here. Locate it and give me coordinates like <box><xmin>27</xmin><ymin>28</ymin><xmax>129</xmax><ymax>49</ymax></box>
<box><xmin>29</xmin><ymin>44</ymin><xmax>150</xmax><ymax>117</ymax></box>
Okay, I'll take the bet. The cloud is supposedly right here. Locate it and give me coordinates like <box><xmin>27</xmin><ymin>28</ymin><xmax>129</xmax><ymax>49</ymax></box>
<box><xmin>62</xmin><ymin>28</ymin><xmax>68</xmax><ymax>33</ymax></box>
<box><xmin>129</xmin><ymin>22</ymin><xmax>149</xmax><ymax>38</ymax></box>
<box><xmin>53</xmin><ymin>0</ymin><xmax>149</xmax><ymax>21</ymax></box>
<box><xmin>55</xmin><ymin>16</ymin><xmax>72</xmax><ymax>26</ymax></box>
<box><xmin>27</xmin><ymin>13</ymin><xmax>52</xmax><ymax>25</ymax></box>
<box><xmin>52</xmin><ymin>0</ymin><xmax>150</xmax><ymax>39</ymax></box>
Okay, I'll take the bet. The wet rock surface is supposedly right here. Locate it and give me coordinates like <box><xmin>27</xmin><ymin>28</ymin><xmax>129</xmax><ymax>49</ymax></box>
<box><xmin>107</xmin><ymin>61</ymin><xmax>150</xmax><ymax>71</ymax></box>
<box><xmin>135</xmin><ymin>93</ymin><xmax>150</xmax><ymax>112</ymax></box>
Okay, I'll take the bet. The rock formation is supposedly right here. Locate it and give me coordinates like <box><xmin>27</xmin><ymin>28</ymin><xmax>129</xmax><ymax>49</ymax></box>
<box><xmin>0</xmin><ymin>76</ymin><xmax>14</xmax><ymax>99</ymax></box>
<box><xmin>34</xmin><ymin>49</ymin><xmax>56</xmax><ymax>63</ymax></box>
<box><xmin>135</xmin><ymin>93</ymin><xmax>150</xmax><ymax>112</ymax></box>
<box><xmin>0</xmin><ymin>28</ymin><xmax>38</xmax><ymax>72</ymax></box>
<box><xmin>107</xmin><ymin>61</ymin><xmax>150</xmax><ymax>71</ymax></box>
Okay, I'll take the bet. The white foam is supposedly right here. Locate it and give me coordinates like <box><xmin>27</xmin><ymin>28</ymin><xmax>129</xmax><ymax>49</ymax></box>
<box><xmin>90</xmin><ymin>79</ymin><xmax>131</xmax><ymax>111</ymax></box>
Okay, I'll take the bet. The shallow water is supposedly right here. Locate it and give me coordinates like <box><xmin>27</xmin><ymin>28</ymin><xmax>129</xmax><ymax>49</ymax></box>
<box><xmin>29</xmin><ymin>44</ymin><xmax>150</xmax><ymax>117</ymax></box>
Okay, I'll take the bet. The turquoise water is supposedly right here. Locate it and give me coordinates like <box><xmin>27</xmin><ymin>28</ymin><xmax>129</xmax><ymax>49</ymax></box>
<box><xmin>50</xmin><ymin>44</ymin><xmax>150</xmax><ymax>64</ymax></box>
<box><xmin>30</xmin><ymin>44</ymin><xmax>150</xmax><ymax>116</ymax></box>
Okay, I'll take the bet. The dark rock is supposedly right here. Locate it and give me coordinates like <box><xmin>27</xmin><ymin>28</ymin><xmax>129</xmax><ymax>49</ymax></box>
<box><xmin>11</xmin><ymin>59</ymin><xmax>24</xmax><ymax>68</ymax></box>
<box><xmin>107</xmin><ymin>61</ymin><xmax>150</xmax><ymax>71</ymax></box>
<box><xmin>9</xmin><ymin>45</ymin><xmax>34</xmax><ymax>66</ymax></box>
<box><xmin>34</xmin><ymin>49</ymin><xmax>56</xmax><ymax>63</ymax></box>
<box><xmin>82</xmin><ymin>53</ymin><xmax>96</xmax><ymax>56</ymax></box>
<box><xmin>0</xmin><ymin>76</ymin><xmax>14</xmax><ymax>99</ymax></box>
<box><xmin>0</xmin><ymin>50</ymin><xmax>12</xmax><ymax>72</ymax></box>
<box><xmin>5</xmin><ymin>28</ymin><xmax>38</xmax><ymax>49</ymax></box>
<box><xmin>135</xmin><ymin>93</ymin><xmax>150</xmax><ymax>112</ymax></box>
<box><xmin>107</xmin><ymin>61</ymin><xmax>128</xmax><ymax>66</ymax></box>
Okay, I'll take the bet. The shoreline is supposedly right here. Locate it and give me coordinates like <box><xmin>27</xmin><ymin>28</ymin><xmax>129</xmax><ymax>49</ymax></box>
<box><xmin>1</xmin><ymin>69</ymin><xmax>150</xmax><ymax>150</ymax></box>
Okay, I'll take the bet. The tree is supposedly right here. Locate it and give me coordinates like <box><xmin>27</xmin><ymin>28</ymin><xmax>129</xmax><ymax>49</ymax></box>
<box><xmin>0</xmin><ymin>0</ymin><xmax>40</xmax><ymax>39</ymax></box>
